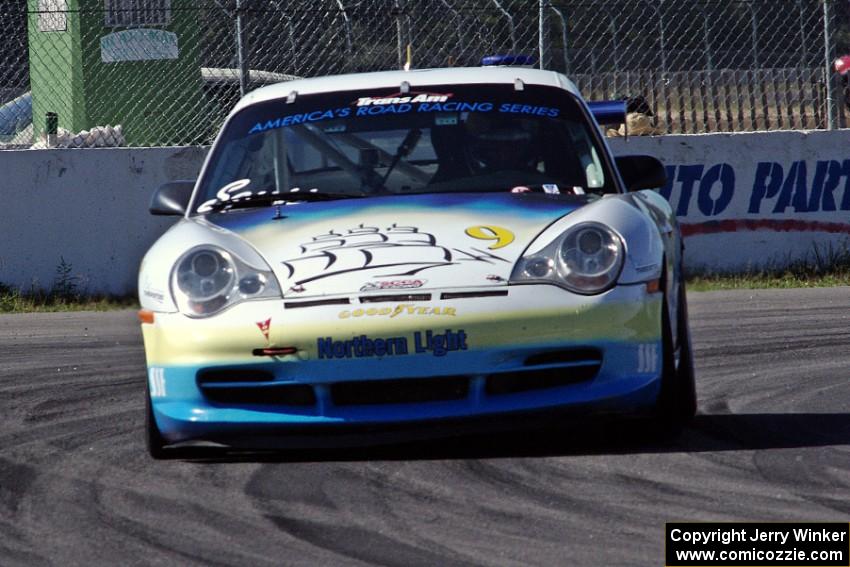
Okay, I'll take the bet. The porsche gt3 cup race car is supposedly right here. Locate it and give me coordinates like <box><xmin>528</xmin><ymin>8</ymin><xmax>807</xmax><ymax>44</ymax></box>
<box><xmin>138</xmin><ymin>63</ymin><xmax>696</xmax><ymax>458</ymax></box>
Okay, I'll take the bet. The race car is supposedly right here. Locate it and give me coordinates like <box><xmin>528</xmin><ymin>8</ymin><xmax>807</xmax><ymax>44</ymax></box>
<box><xmin>138</xmin><ymin>63</ymin><xmax>696</xmax><ymax>458</ymax></box>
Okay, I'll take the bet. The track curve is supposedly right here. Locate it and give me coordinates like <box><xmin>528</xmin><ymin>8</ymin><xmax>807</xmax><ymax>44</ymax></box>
<box><xmin>1</xmin><ymin>287</ymin><xmax>849</xmax><ymax>566</ymax></box>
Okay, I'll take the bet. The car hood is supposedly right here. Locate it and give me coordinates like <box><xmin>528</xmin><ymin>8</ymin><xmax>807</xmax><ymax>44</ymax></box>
<box><xmin>203</xmin><ymin>192</ymin><xmax>589</xmax><ymax>298</ymax></box>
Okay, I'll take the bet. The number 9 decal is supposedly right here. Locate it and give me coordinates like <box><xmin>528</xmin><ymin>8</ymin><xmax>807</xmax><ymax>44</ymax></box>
<box><xmin>465</xmin><ymin>225</ymin><xmax>515</xmax><ymax>250</ymax></box>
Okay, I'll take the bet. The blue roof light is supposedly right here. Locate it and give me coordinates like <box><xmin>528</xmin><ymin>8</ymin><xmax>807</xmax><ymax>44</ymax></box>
<box><xmin>481</xmin><ymin>54</ymin><xmax>538</xmax><ymax>67</ymax></box>
<box><xmin>586</xmin><ymin>100</ymin><xmax>627</xmax><ymax>126</ymax></box>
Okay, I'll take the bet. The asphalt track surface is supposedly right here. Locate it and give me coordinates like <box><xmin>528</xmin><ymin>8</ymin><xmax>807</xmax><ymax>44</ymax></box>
<box><xmin>1</xmin><ymin>287</ymin><xmax>849</xmax><ymax>566</ymax></box>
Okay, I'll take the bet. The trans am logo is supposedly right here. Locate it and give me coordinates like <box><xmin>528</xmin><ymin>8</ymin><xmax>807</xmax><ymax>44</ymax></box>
<box><xmin>354</xmin><ymin>92</ymin><xmax>452</xmax><ymax>106</ymax></box>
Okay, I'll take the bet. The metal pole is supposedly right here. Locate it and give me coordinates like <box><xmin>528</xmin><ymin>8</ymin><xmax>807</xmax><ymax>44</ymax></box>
<box><xmin>702</xmin><ymin>6</ymin><xmax>712</xmax><ymax>71</ymax></box>
<box><xmin>655</xmin><ymin>0</ymin><xmax>669</xmax><ymax>132</ymax></box>
<box><xmin>395</xmin><ymin>0</ymin><xmax>404</xmax><ymax>68</ymax></box>
<box><xmin>287</xmin><ymin>16</ymin><xmax>296</xmax><ymax>67</ymax></box>
<box><xmin>657</xmin><ymin>0</ymin><xmax>667</xmax><ymax>72</ymax></box>
<box><xmin>797</xmin><ymin>0</ymin><xmax>806</xmax><ymax>67</ymax></box>
<box><xmin>822</xmin><ymin>0</ymin><xmax>836</xmax><ymax>129</ymax></box>
<box><xmin>490</xmin><ymin>0</ymin><xmax>516</xmax><ymax>53</ymax></box>
<box><xmin>269</xmin><ymin>1</ymin><xmax>296</xmax><ymax>73</ymax></box>
<box><xmin>236</xmin><ymin>0</ymin><xmax>250</xmax><ymax>98</ymax></box>
<box><xmin>437</xmin><ymin>0</ymin><xmax>466</xmax><ymax>63</ymax></box>
<box><xmin>750</xmin><ymin>2</ymin><xmax>758</xmax><ymax>68</ymax></box>
<box><xmin>538</xmin><ymin>0</ymin><xmax>546</xmax><ymax>69</ymax></box>
<box><xmin>609</xmin><ymin>14</ymin><xmax>619</xmax><ymax>71</ymax></box>
<box><xmin>549</xmin><ymin>5</ymin><xmax>569</xmax><ymax>74</ymax></box>
<box><xmin>335</xmin><ymin>0</ymin><xmax>353</xmax><ymax>59</ymax></box>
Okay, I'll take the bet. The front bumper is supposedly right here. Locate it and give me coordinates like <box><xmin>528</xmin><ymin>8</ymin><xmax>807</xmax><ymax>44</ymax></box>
<box><xmin>142</xmin><ymin>284</ymin><xmax>663</xmax><ymax>446</ymax></box>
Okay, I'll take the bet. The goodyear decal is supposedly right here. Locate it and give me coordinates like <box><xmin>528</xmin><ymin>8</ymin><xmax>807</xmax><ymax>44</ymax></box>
<box><xmin>339</xmin><ymin>305</ymin><xmax>456</xmax><ymax>319</ymax></box>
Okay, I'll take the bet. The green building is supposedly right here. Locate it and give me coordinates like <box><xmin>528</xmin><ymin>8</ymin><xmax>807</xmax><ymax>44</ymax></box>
<box><xmin>27</xmin><ymin>0</ymin><xmax>205</xmax><ymax>145</ymax></box>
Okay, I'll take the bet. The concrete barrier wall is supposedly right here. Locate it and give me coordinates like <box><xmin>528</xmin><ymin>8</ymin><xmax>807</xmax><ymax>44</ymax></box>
<box><xmin>608</xmin><ymin>130</ymin><xmax>850</xmax><ymax>272</ymax></box>
<box><xmin>0</xmin><ymin>147</ymin><xmax>207</xmax><ymax>295</ymax></box>
<box><xmin>1</xmin><ymin>129</ymin><xmax>848</xmax><ymax>295</ymax></box>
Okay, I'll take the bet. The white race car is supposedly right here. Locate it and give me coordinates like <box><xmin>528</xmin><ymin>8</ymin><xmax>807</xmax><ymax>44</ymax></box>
<box><xmin>138</xmin><ymin>63</ymin><xmax>695</xmax><ymax>457</ymax></box>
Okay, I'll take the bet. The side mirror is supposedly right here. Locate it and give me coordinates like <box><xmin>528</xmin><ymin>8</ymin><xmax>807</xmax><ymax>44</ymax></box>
<box><xmin>150</xmin><ymin>180</ymin><xmax>195</xmax><ymax>215</ymax></box>
<box><xmin>615</xmin><ymin>155</ymin><xmax>667</xmax><ymax>192</ymax></box>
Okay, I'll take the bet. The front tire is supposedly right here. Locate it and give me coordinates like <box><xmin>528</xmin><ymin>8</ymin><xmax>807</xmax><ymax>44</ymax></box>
<box><xmin>145</xmin><ymin>383</ymin><xmax>168</xmax><ymax>459</ymax></box>
<box><xmin>653</xmin><ymin>280</ymin><xmax>697</xmax><ymax>433</ymax></box>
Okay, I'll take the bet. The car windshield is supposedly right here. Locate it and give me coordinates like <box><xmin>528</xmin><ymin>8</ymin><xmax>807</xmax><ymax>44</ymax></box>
<box><xmin>194</xmin><ymin>83</ymin><xmax>615</xmax><ymax>213</ymax></box>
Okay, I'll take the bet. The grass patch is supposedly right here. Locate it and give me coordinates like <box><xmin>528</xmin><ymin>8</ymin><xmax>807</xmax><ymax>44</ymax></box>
<box><xmin>0</xmin><ymin>284</ymin><xmax>137</xmax><ymax>313</ymax></box>
<box><xmin>687</xmin><ymin>272</ymin><xmax>850</xmax><ymax>291</ymax></box>
<box><xmin>687</xmin><ymin>242</ymin><xmax>850</xmax><ymax>291</ymax></box>
<box><xmin>1</xmin><ymin>258</ymin><xmax>137</xmax><ymax>313</ymax></box>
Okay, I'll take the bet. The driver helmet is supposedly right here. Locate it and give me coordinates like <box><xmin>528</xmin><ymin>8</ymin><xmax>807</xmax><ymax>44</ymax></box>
<box><xmin>462</xmin><ymin>113</ymin><xmax>542</xmax><ymax>173</ymax></box>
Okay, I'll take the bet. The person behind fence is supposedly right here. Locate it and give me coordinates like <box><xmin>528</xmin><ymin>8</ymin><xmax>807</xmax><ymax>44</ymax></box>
<box><xmin>606</xmin><ymin>95</ymin><xmax>659</xmax><ymax>137</ymax></box>
<box><xmin>835</xmin><ymin>55</ymin><xmax>850</xmax><ymax>111</ymax></box>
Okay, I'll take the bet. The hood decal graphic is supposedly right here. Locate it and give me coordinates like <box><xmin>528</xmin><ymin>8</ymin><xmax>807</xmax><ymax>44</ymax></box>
<box><xmin>281</xmin><ymin>223</ymin><xmax>509</xmax><ymax>286</ymax></box>
<box><xmin>204</xmin><ymin>193</ymin><xmax>588</xmax><ymax>297</ymax></box>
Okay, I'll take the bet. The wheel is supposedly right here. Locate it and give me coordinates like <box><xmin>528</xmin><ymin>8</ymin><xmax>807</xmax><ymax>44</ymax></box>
<box><xmin>145</xmin><ymin>382</ymin><xmax>168</xmax><ymax>460</ymax></box>
<box><xmin>652</xmin><ymin>279</ymin><xmax>697</xmax><ymax>434</ymax></box>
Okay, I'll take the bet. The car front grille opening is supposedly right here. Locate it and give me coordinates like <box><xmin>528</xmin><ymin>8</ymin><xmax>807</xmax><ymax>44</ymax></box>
<box><xmin>284</xmin><ymin>298</ymin><xmax>351</xmax><ymax>308</ymax></box>
<box><xmin>358</xmin><ymin>293</ymin><xmax>432</xmax><ymax>303</ymax></box>
<box><xmin>201</xmin><ymin>384</ymin><xmax>317</xmax><ymax>406</ymax></box>
<box><xmin>197</xmin><ymin>368</ymin><xmax>275</xmax><ymax>384</ymax></box>
<box><xmin>485</xmin><ymin>366</ymin><xmax>599</xmax><ymax>396</ymax></box>
<box><xmin>523</xmin><ymin>348</ymin><xmax>602</xmax><ymax>367</ymax></box>
<box><xmin>440</xmin><ymin>290</ymin><xmax>508</xmax><ymax>300</ymax></box>
<box><xmin>331</xmin><ymin>376</ymin><xmax>469</xmax><ymax>406</ymax></box>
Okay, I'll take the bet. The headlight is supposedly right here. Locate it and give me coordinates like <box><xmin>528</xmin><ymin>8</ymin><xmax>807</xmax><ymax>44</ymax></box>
<box><xmin>171</xmin><ymin>246</ymin><xmax>281</xmax><ymax>317</ymax></box>
<box><xmin>511</xmin><ymin>222</ymin><xmax>624</xmax><ymax>294</ymax></box>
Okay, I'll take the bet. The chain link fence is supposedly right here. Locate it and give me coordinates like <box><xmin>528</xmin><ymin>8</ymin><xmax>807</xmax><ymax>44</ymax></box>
<box><xmin>1</xmin><ymin>0</ymin><xmax>848</xmax><ymax>148</ymax></box>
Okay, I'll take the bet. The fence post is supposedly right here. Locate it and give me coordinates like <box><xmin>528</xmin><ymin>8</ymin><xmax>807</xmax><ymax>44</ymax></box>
<box><xmin>797</xmin><ymin>0</ymin><xmax>806</xmax><ymax>66</ymax></box>
<box><xmin>701</xmin><ymin>6</ymin><xmax>712</xmax><ymax>71</ymax></box>
<box><xmin>657</xmin><ymin>0</ymin><xmax>666</xmax><ymax>72</ymax></box>
<box><xmin>235</xmin><ymin>0</ymin><xmax>250</xmax><ymax>98</ymax></box>
<box><xmin>394</xmin><ymin>0</ymin><xmax>404</xmax><ymax>69</ymax></box>
<box><xmin>539</xmin><ymin>0</ymin><xmax>547</xmax><ymax>70</ymax></box>
<box><xmin>549</xmin><ymin>5</ymin><xmax>569</xmax><ymax>75</ymax></box>
<box><xmin>609</xmin><ymin>13</ymin><xmax>619</xmax><ymax>72</ymax></box>
<box><xmin>822</xmin><ymin>0</ymin><xmax>837</xmax><ymax>129</ymax></box>
<box><xmin>335</xmin><ymin>0</ymin><xmax>354</xmax><ymax>71</ymax></box>
<box><xmin>490</xmin><ymin>0</ymin><xmax>516</xmax><ymax>54</ymax></box>
<box><xmin>749</xmin><ymin>2</ymin><xmax>758</xmax><ymax>69</ymax></box>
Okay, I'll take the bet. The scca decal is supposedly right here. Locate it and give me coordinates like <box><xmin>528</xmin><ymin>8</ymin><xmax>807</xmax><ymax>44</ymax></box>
<box><xmin>360</xmin><ymin>279</ymin><xmax>426</xmax><ymax>292</ymax></box>
<box><xmin>317</xmin><ymin>329</ymin><xmax>468</xmax><ymax>359</ymax></box>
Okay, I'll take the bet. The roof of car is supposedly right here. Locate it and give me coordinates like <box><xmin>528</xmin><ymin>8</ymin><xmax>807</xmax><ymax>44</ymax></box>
<box><xmin>232</xmin><ymin>66</ymin><xmax>580</xmax><ymax>114</ymax></box>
